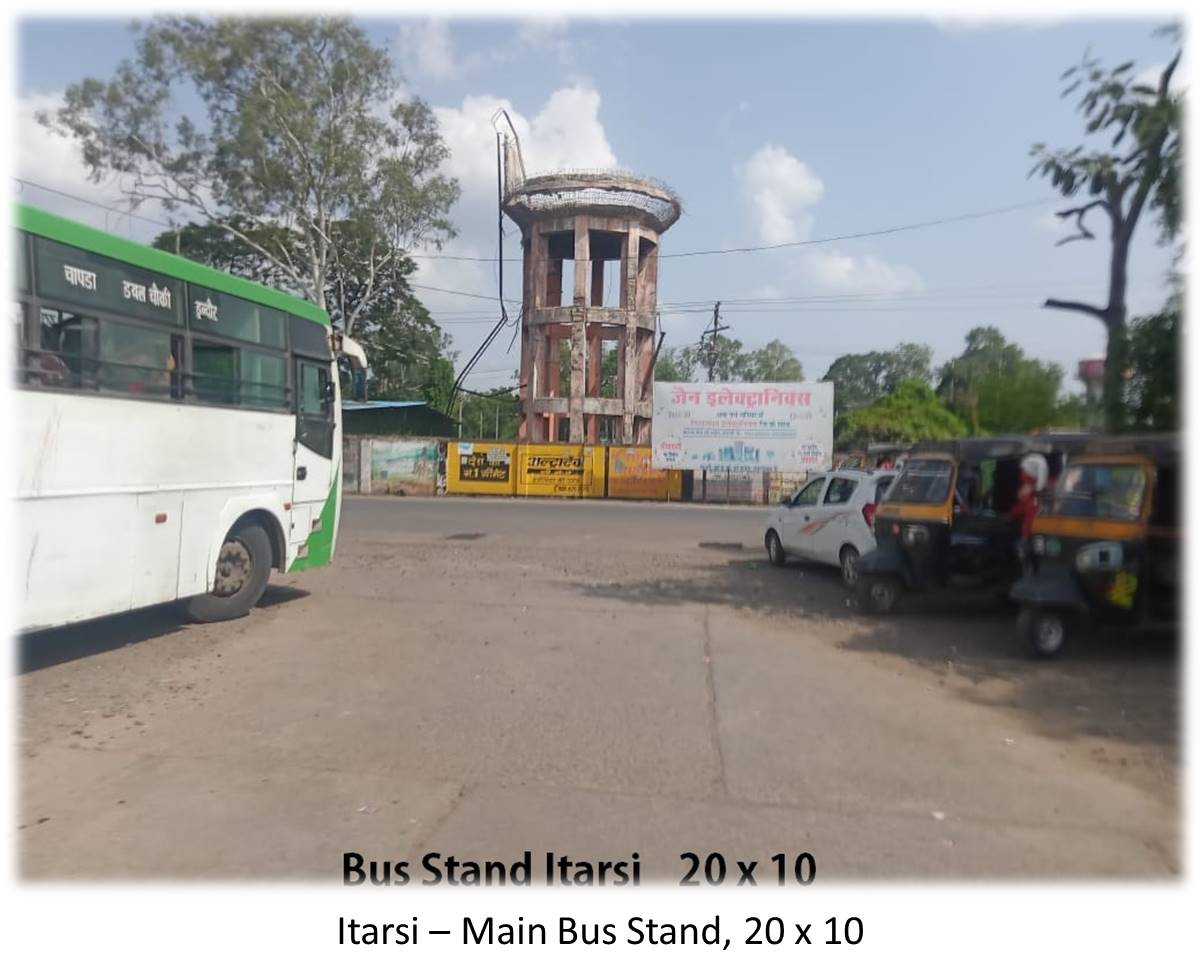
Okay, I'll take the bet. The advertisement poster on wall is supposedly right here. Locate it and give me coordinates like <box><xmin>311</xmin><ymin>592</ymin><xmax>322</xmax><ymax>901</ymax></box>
<box><xmin>651</xmin><ymin>382</ymin><xmax>834</xmax><ymax>471</ymax></box>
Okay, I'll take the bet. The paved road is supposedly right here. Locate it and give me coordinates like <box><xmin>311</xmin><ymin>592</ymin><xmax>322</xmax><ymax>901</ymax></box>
<box><xmin>18</xmin><ymin>496</ymin><xmax>1179</xmax><ymax>880</ymax></box>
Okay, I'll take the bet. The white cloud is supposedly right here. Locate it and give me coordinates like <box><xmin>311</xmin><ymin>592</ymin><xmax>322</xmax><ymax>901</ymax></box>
<box><xmin>421</xmin><ymin>85</ymin><xmax>618</xmax><ymax>366</ymax></box>
<box><xmin>395</xmin><ymin>20</ymin><xmax>458</xmax><ymax>82</ymax></box>
<box><xmin>737</xmin><ymin>143</ymin><xmax>921</xmax><ymax>295</ymax></box>
<box><xmin>14</xmin><ymin>91</ymin><xmax>171</xmax><ymax>242</ymax></box>
<box><xmin>799</xmin><ymin>251</ymin><xmax>923</xmax><ymax>294</ymax></box>
<box><xmin>517</xmin><ymin>17</ymin><xmax>569</xmax><ymax>49</ymax></box>
<box><xmin>739</xmin><ymin>144</ymin><xmax>824</xmax><ymax>247</ymax></box>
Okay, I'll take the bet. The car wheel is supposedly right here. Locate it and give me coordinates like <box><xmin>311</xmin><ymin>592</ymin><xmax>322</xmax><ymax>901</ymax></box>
<box><xmin>839</xmin><ymin>545</ymin><xmax>860</xmax><ymax>588</ymax></box>
<box><xmin>857</xmin><ymin>573</ymin><xmax>901</xmax><ymax>614</ymax></box>
<box><xmin>182</xmin><ymin>522</ymin><xmax>273</xmax><ymax>623</ymax></box>
<box><xmin>765</xmin><ymin>530</ymin><xmax>787</xmax><ymax>567</ymax></box>
<box><xmin>1017</xmin><ymin>606</ymin><xmax>1067</xmax><ymax>658</ymax></box>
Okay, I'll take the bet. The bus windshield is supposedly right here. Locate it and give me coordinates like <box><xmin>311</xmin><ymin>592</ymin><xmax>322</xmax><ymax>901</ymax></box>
<box><xmin>886</xmin><ymin>459</ymin><xmax>952</xmax><ymax>504</ymax></box>
<box><xmin>1049</xmin><ymin>463</ymin><xmax>1147</xmax><ymax>521</ymax></box>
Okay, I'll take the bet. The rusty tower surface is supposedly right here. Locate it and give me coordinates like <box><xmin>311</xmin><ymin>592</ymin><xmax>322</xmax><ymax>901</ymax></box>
<box><xmin>500</xmin><ymin>142</ymin><xmax>681</xmax><ymax>445</ymax></box>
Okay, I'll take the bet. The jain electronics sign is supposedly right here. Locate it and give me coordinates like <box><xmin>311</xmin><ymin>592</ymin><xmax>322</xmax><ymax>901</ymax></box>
<box><xmin>651</xmin><ymin>382</ymin><xmax>834</xmax><ymax>471</ymax></box>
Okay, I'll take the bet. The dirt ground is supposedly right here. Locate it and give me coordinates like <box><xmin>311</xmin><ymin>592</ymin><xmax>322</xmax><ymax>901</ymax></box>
<box><xmin>16</xmin><ymin>496</ymin><xmax>1180</xmax><ymax>880</ymax></box>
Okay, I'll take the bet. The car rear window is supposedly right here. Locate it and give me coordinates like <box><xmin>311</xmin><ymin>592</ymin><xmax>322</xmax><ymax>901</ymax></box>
<box><xmin>824</xmin><ymin>477</ymin><xmax>858</xmax><ymax>504</ymax></box>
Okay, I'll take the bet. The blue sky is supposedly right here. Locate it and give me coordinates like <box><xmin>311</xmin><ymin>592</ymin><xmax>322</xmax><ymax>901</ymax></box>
<box><xmin>15</xmin><ymin>16</ymin><xmax>1179</xmax><ymax>391</ymax></box>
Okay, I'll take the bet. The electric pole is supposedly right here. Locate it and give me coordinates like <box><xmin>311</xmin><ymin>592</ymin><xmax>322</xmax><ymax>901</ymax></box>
<box><xmin>700</xmin><ymin>301</ymin><xmax>729</xmax><ymax>382</ymax></box>
<box><xmin>698</xmin><ymin>301</ymin><xmax>730</xmax><ymax>503</ymax></box>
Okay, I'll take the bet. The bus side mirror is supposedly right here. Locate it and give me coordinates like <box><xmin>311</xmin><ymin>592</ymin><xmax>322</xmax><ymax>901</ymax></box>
<box><xmin>322</xmin><ymin>380</ymin><xmax>336</xmax><ymax>409</ymax></box>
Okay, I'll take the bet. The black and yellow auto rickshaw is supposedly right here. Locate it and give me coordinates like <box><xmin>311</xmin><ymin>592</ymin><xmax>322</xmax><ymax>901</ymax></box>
<box><xmin>1009</xmin><ymin>435</ymin><xmax>1180</xmax><ymax>657</ymax></box>
<box><xmin>855</xmin><ymin>437</ymin><xmax>1059</xmax><ymax>613</ymax></box>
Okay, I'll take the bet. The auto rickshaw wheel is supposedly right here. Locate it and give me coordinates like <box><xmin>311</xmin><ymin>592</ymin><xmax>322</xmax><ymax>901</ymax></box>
<box><xmin>1017</xmin><ymin>606</ymin><xmax>1067</xmax><ymax>658</ymax></box>
<box><xmin>857</xmin><ymin>574</ymin><xmax>900</xmax><ymax>614</ymax></box>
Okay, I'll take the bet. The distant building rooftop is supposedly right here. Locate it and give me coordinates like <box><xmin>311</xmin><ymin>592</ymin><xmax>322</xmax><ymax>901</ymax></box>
<box><xmin>341</xmin><ymin>400</ymin><xmax>456</xmax><ymax>438</ymax></box>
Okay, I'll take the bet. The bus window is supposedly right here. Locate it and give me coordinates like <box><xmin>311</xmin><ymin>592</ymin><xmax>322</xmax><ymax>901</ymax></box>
<box><xmin>241</xmin><ymin>350</ymin><xmax>288</xmax><ymax>409</ymax></box>
<box><xmin>299</xmin><ymin>360</ymin><xmax>329</xmax><ymax>416</ymax></box>
<box><xmin>297</xmin><ymin>359</ymin><xmax>334</xmax><ymax>457</ymax></box>
<box><xmin>30</xmin><ymin>306</ymin><xmax>93</xmax><ymax>388</ymax></box>
<box><xmin>192</xmin><ymin>340</ymin><xmax>239</xmax><ymax>405</ymax></box>
<box><xmin>97</xmin><ymin>320</ymin><xmax>178</xmax><ymax>398</ymax></box>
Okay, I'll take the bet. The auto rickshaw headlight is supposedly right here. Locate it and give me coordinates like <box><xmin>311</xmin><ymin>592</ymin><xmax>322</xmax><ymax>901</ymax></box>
<box><xmin>1030</xmin><ymin>535</ymin><xmax>1045</xmax><ymax>555</ymax></box>
<box><xmin>902</xmin><ymin>524</ymin><xmax>929</xmax><ymax>546</ymax></box>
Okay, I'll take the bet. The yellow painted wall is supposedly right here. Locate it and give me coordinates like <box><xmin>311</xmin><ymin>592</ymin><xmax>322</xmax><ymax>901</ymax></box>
<box><xmin>607</xmin><ymin>447</ymin><xmax>684</xmax><ymax>500</ymax></box>
<box><xmin>446</xmin><ymin>440</ymin><xmax>517</xmax><ymax>495</ymax></box>
<box><xmin>515</xmin><ymin>444</ymin><xmax>605</xmax><ymax>497</ymax></box>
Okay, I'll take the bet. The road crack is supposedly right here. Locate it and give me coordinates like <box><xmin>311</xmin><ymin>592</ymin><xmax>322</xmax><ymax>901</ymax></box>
<box><xmin>703</xmin><ymin>606</ymin><xmax>729</xmax><ymax>799</ymax></box>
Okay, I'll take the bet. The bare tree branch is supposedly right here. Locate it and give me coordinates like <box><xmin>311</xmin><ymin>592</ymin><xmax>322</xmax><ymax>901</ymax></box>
<box><xmin>1044</xmin><ymin>298</ymin><xmax>1108</xmax><ymax>320</ymax></box>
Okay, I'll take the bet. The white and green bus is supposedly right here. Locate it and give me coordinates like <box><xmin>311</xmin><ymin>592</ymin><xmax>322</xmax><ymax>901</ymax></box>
<box><xmin>13</xmin><ymin>205</ymin><xmax>366</xmax><ymax>631</ymax></box>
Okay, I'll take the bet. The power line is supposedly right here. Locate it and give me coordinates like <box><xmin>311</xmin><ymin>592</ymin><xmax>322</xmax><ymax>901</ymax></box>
<box><xmin>660</xmin><ymin>198</ymin><xmax>1057</xmax><ymax>258</ymax></box>
<box><xmin>14</xmin><ymin>177</ymin><xmax>178</xmax><ymax>230</ymax></box>
<box><xmin>406</xmin><ymin>197</ymin><xmax>1056</xmax><ymax>262</ymax></box>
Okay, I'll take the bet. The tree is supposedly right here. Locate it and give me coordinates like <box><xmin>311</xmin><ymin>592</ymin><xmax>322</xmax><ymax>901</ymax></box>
<box><xmin>821</xmin><ymin>342</ymin><xmax>933</xmax><ymax>419</ymax></box>
<box><xmin>1125</xmin><ymin>297</ymin><xmax>1180</xmax><ymax>431</ymax></box>
<box><xmin>839</xmin><ymin>380</ymin><xmax>968</xmax><ymax>445</ymax></box>
<box><xmin>700</xmin><ymin>334</ymin><xmax>752</xmax><ymax>382</ymax></box>
<box><xmin>653</xmin><ymin>346</ymin><xmax>693</xmax><ymax>382</ymax></box>
<box><xmin>42</xmin><ymin>16</ymin><xmax>459</xmax><ymax>333</ymax></box>
<box><xmin>1030</xmin><ymin>28</ymin><xmax>1182</xmax><ymax>431</ymax></box>
<box><xmin>938</xmin><ymin>327</ymin><xmax>1064</xmax><ymax>434</ymax></box>
<box><xmin>655</xmin><ymin>338</ymin><xmax>805</xmax><ymax>384</ymax></box>
<box><xmin>458</xmin><ymin>387</ymin><xmax>521</xmax><ymax>440</ymax></box>
<box><xmin>744</xmin><ymin>339</ymin><xmax>803</xmax><ymax>382</ymax></box>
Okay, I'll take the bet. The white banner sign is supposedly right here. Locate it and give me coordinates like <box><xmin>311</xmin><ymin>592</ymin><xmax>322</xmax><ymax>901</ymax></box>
<box><xmin>652</xmin><ymin>382</ymin><xmax>834</xmax><ymax>471</ymax></box>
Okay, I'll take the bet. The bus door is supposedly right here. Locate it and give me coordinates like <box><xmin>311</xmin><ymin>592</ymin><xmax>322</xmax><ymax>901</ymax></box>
<box><xmin>291</xmin><ymin>355</ymin><xmax>337</xmax><ymax>560</ymax></box>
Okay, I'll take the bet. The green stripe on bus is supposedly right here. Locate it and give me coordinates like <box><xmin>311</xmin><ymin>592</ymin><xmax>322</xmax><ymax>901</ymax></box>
<box><xmin>288</xmin><ymin>481</ymin><xmax>338</xmax><ymax>572</ymax></box>
<box><xmin>15</xmin><ymin>204</ymin><xmax>329</xmax><ymax>325</ymax></box>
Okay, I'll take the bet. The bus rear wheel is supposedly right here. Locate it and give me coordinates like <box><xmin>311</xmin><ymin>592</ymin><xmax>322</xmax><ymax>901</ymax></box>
<box><xmin>183</xmin><ymin>522</ymin><xmax>273</xmax><ymax>623</ymax></box>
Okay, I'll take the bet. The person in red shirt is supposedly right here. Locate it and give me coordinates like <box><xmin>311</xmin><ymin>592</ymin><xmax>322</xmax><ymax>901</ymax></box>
<box><xmin>1011</xmin><ymin>470</ymin><xmax>1039</xmax><ymax>539</ymax></box>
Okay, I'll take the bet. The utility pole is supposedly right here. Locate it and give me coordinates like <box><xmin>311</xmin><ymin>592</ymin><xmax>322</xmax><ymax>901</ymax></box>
<box><xmin>494</xmin><ymin>403</ymin><xmax>500</xmax><ymax>439</ymax></box>
<box><xmin>699</xmin><ymin>302</ymin><xmax>729</xmax><ymax>503</ymax></box>
<box><xmin>701</xmin><ymin>301</ymin><xmax>729</xmax><ymax>382</ymax></box>
<box><xmin>458</xmin><ymin>398</ymin><xmax>463</xmax><ymax>438</ymax></box>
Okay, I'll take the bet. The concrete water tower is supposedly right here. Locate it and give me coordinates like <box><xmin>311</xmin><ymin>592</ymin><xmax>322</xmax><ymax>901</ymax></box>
<box><xmin>499</xmin><ymin>132</ymin><xmax>681</xmax><ymax>445</ymax></box>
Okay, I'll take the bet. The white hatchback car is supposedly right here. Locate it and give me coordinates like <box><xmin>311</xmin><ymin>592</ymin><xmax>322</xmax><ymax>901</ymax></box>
<box><xmin>764</xmin><ymin>469</ymin><xmax>896</xmax><ymax>587</ymax></box>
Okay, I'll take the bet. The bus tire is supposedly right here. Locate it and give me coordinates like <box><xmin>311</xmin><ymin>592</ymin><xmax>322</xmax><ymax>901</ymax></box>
<box><xmin>183</xmin><ymin>522</ymin><xmax>273</xmax><ymax>623</ymax></box>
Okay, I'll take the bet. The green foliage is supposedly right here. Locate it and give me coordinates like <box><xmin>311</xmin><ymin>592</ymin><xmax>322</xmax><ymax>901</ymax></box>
<box><xmin>839</xmin><ymin>380</ymin><xmax>968</xmax><ymax>445</ymax></box>
<box><xmin>744</xmin><ymin>339</ymin><xmax>804</xmax><ymax>382</ymax></box>
<box><xmin>655</xmin><ymin>337</ymin><xmax>803</xmax><ymax>383</ymax></box>
<box><xmin>938</xmin><ymin>327</ymin><xmax>1063</xmax><ymax>434</ymax></box>
<box><xmin>1048</xmin><ymin>394</ymin><xmax>1088</xmax><ymax>431</ymax></box>
<box><xmin>1125</xmin><ymin>300</ymin><xmax>1180</xmax><ymax>431</ymax></box>
<box><xmin>43</xmin><ymin>16</ymin><xmax>459</xmax><ymax>325</ymax></box>
<box><xmin>821</xmin><ymin>342</ymin><xmax>933</xmax><ymax>419</ymax></box>
<box><xmin>457</xmin><ymin>387</ymin><xmax>521</xmax><ymax>440</ymax></box>
<box><xmin>653</xmin><ymin>346</ymin><xmax>695</xmax><ymax>382</ymax></box>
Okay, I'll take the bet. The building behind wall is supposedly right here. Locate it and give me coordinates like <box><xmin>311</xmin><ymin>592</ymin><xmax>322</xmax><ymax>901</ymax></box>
<box><xmin>501</xmin><ymin>149</ymin><xmax>682</xmax><ymax>446</ymax></box>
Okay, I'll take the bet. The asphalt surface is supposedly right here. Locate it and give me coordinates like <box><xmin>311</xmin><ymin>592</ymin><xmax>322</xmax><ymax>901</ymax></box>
<box><xmin>17</xmin><ymin>495</ymin><xmax>1180</xmax><ymax>880</ymax></box>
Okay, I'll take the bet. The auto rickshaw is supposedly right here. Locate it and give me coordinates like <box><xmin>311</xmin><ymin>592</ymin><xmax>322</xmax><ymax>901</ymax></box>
<box><xmin>1009</xmin><ymin>435</ymin><xmax>1179</xmax><ymax>657</ymax></box>
<box><xmin>855</xmin><ymin>437</ymin><xmax>1061</xmax><ymax>613</ymax></box>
